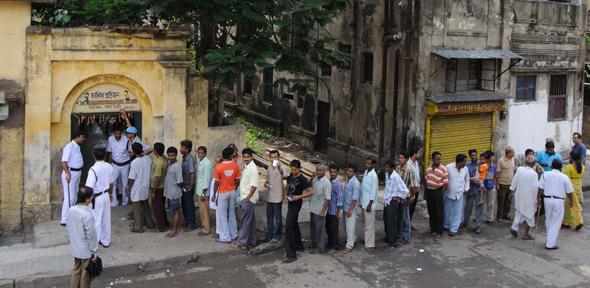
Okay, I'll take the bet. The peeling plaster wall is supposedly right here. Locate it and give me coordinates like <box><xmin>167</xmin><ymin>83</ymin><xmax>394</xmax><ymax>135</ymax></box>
<box><xmin>507</xmin><ymin>73</ymin><xmax>583</xmax><ymax>154</ymax></box>
<box><xmin>505</xmin><ymin>0</ymin><xmax>586</xmax><ymax>155</ymax></box>
<box><xmin>229</xmin><ymin>0</ymin><xmax>390</xmax><ymax>165</ymax></box>
<box><xmin>0</xmin><ymin>1</ymin><xmax>30</xmax><ymax>235</ymax></box>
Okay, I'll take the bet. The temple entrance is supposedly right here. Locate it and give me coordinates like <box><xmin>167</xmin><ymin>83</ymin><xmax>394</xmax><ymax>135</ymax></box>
<box><xmin>69</xmin><ymin>83</ymin><xmax>142</xmax><ymax>183</ymax></box>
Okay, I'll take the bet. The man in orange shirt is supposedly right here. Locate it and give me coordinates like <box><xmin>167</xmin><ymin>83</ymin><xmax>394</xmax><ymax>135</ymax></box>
<box><xmin>211</xmin><ymin>147</ymin><xmax>241</xmax><ymax>243</ymax></box>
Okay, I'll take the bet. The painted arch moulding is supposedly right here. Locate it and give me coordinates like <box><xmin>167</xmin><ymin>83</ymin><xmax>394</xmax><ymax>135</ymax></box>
<box><xmin>52</xmin><ymin>74</ymin><xmax>153</xmax><ymax>123</ymax></box>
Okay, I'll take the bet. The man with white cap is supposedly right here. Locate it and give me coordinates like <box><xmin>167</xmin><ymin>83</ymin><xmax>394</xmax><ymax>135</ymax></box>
<box><xmin>60</xmin><ymin>130</ymin><xmax>87</xmax><ymax>226</ymax></box>
<box><xmin>125</xmin><ymin>126</ymin><xmax>152</xmax><ymax>156</ymax></box>
<box><xmin>509</xmin><ymin>155</ymin><xmax>539</xmax><ymax>240</ymax></box>
<box><xmin>538</xmin><ymin>159</ymin><xmax>574</xmax><ymax>250</ymax></box>
<box><xmin>107</xmin><ymin>125</ymin><xmax>131</xmax><ymax>207</ymax></box>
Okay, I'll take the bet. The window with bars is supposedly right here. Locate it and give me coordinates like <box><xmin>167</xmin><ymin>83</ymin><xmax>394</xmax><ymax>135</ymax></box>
<box><xmin>337</xmin><ymin>44</ymin><xmax>351</xmax><ymax>70</ymax></box>
<box><xmin>445</xmin><ymin>59</ymin><xmax>496</xmax><ymax>93</ymax></box>
<box><xmin>263</xmin><ymin>68</ymin><xmax>273</xmax><ymax>103</ymax></box>
<box><xmin>548</xmin><ymin>74</ymin><xmax>567</xmax><ymax>121</ymax></box>
<box><xmin>243</xmin><ymin>76</ymin><xmax>253</xmax><ymax>96</ymax></box>
<box><xmin>515</xmin><ymin>75</ymin><xmax>536</xmax><ymax>101</ymax></box>
<box><xmin>321</xmin><ymin>64</ymin><xmax>332</xmax><ymax>77</ymax></box>
<box><xmin>362</xmin><ymin>52</ymin><xmax>373</xmax><ymax>84</ymax></box>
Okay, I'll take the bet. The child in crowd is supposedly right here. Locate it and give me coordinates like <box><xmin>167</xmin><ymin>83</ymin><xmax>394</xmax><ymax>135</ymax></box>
<box><xmin>164</xmin><ymin>147</ymin><xmax>184</xmax><ymax>238</ymax></box>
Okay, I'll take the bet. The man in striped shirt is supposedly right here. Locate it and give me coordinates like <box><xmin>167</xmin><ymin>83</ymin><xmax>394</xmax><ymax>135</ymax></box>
<box><xmin>425</xmin><ymin>151</ymin><xmax>448</xmax><ymax>240</ymax></box>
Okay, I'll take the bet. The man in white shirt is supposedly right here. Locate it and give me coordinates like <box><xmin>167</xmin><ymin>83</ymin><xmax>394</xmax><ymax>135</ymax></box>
<box><xmin>85</xmin><ymin>145</ymin><xmax>114</xmax><ymax>248</ymax></box>
<box><xmin>407</xmin><ymin>148</ymin><xmax>421</xmax><ymax>223</ymax></box>
<box><xmin>444</xmin><ymin>154</ymin><xmax>470</xmax><ymax>237</ymax></box>
<box><xmin>61</xmin><ymin>130</ymin><xmax>87</xmax><ymax>226</ymax></box>
<box><xmin>360</xmin><ymin>158</ymin><xmax>378</xmax><ymax>250</ymax></box>
<box><xmin>107</xmin><ymin>126</ymin><xmax>131</xmax><ymax>207</ymax></box>
<box><xmin>509</xmin><ymin>156</ymin><xmax>539</xmax><ymax>240</ymax></box>
<box><xmin>236</xmin><ymin>148</ymin><xmax>259</xmax><ymax>250</ymax></box>
<box><xmin>126</xmin><ymin>142</ymin><xmax>154</xmax><ymax>233</ymax></box>
<box><xmin>309</xmin><ymin>164</ymin><xmax>332</xmax><ymax>254</ymax></box>
<box><xmin>67</xmin><ymin>188</ymin><xmax>98</xmax><ymax>288</ymax></box>
<box><xmin>538</xmin><ymin>159</ymin><xmax>575</xmax><ymax>250</ymax></box>
<box><xmin>383</xmin><ymin>160</ymin><xmax>409</xmax><ymax>251</ymax></box>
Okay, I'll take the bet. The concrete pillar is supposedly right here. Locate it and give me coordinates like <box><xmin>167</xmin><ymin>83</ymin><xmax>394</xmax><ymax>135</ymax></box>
<box><xmin>0</xmin><ymin>1</ymin><xmax>31</xmax><ymax>234</ymax></box>
<box><xmin>24</xmin><ymin>31</ymin><xmax>53</xmax><ymax>211</ymax></box>
<box><xmin>160</xmin><ymin>61</ymin><xmax>190</xmax><ymax>149</ymax></box>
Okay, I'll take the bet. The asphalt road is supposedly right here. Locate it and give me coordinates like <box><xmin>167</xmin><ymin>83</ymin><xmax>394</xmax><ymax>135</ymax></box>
<box><xmin>99</xmin><ymin>204</ymin><xmax>590</xmax><ymax>288</ymax></box>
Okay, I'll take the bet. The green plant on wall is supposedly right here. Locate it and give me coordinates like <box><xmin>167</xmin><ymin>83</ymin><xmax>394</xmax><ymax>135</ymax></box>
<box><xmin>237</xmin><ymin>117</ymin><xmax>275</xmax><ymax>155</ymax></box>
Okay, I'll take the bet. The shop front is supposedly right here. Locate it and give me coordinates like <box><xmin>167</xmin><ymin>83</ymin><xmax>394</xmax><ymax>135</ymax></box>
<box><xmin>425</xmin><ymin>100</ymin><xmax>506</xmax><ymax>167</ymax></box>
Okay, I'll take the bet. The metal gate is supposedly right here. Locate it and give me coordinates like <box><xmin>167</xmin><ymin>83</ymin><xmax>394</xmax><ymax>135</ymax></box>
<box><xmin>428</xmin><ymin>113</ymin><xmax>493</xmax><ymax>166</ymax></box>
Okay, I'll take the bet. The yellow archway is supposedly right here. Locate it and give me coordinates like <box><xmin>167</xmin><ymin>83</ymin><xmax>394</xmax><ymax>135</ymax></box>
<box><xmin>49</xmin><ymin>74</ymin><xmax>154</xmax><ymax>201</ymax></box>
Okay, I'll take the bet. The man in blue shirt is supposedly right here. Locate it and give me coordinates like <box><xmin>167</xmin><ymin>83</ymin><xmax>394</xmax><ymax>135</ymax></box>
<box><xmin>572</xmin><ymin>132</ymin><xmax>586</xmax><ymax>165</ymax></box>
<box><xmin>325</xmin><ymin>164</ymin><xmax>343</xmax><ymax>254</ymax></box>
<box><xmin>536</xmin><ymin>142</ymin><xmax>562</xmax><ymax>172</ymax></box>
<box><xmin>360</xmin><ymin>158</ymin><xmax>378</xmax><ymax>251</ymax></box>
<box><xmin>342</xmin><ymin>164</ymin><xmax>360</xmax><ymax>253</ymax></box>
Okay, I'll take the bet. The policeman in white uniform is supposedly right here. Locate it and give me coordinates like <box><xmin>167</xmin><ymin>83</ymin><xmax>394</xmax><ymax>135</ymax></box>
<box><xmin>107</xmin><ymin>126</ymin><xmax>131</xmax><ymax>207</ymax></box>
<box><xmin>538</xmin><ymin>159</ymin><xmax>574</xmax><ymax>250</ymax></box>
<box><xmin>86</xmin><ymin>145</ymin><xmax>114</xmax><ymax>247</ymax></box>
<box><xmin>60</xmin><ymin>130</ymin><xmax>86</xmax><ymax>226</ymax></box>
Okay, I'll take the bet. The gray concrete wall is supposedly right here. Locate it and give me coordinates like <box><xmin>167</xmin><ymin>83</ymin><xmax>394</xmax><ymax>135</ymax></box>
<box><xmin>206</xmin><ymin>124</ymin><xmax>246</xmax><ymax>158</ymax></box>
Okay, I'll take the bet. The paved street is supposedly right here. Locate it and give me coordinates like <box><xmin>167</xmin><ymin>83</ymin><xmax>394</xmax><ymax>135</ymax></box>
<box><xmin>97</xmin><ymin>195</ymin><xmax>590</xmax><ymax>288</ymax></box>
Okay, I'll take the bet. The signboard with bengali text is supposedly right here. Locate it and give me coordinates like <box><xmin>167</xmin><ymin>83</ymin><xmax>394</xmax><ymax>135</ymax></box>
<box><xmin>72</xmin><ymin>83</ymin><xmax>141</xmax><ymax>113</ymax></box>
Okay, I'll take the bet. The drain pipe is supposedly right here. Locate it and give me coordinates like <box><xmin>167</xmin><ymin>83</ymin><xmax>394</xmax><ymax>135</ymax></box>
<box><xmin>378</xmin><ymin>0</ymin><xmax>391</xmax><ymax>163</ymax></box>
<box><xmin>391</xmin><ymin>49</ymin><xmax>400</xmax><ymax>158</ymax></box>
<box><xmin>401</xmin><ymin>0</ymin><xmax>413</xmax><ymax>151</ymax></box>
<box><xmin>348</xmin><ymin>1</ymin><xmax>359</xmax><ymax>163</ymax></box>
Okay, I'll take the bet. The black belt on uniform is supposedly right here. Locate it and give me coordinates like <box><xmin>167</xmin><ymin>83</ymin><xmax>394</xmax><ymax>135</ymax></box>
<box><xmin>91</xmin><ymin>191</ymin><xmax>107</xmax><ymax>209</ymax></box>
<box><xmin>94</xmin><ymin>191</ymin><xmax>106</xmax><ymax>197</ymax></box>
<box><xmin>543</xmin><ymin>195</ymin><xmax>564</xmax><ymax>200</ymax></box>
<box><xmin>69</xmin><ymin>167</ymin><xmax>82</xmax><ymax>172</ymax></box>
<box><xmin>112</xmin><ymin>159</ymin><xmax>131</xmax><ymax>166</ymax></box>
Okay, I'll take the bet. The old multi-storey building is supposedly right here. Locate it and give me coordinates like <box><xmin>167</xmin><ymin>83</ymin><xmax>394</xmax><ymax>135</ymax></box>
<box><xmin>228</xmin><ymin>0</ymin><xmax>587</xmax><ymax>167</ymax></box>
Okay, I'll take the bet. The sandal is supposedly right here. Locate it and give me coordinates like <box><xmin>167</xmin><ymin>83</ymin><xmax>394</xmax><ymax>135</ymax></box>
<box><xmin>166</xmin><ymin>232</ymin><xmax>178</xmax><ymax>238</ymax></box>
<box><xmin>522</xmin><ymin>235</ymin><xmax>534</xmax><ymax>240</ymax></box>
<box><xmin>342</xmin><ymin>248</ymin><xmax>352</xmax><ymax>254</ymax></box>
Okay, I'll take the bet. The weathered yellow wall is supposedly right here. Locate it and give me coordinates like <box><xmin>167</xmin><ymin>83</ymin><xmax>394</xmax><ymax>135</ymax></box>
<box><xmin>0</xmin><ymin>1</ymin><xmax>29</xmax><ymax>81</ymax></box>
<box><xmin>187</xmin><ymin>77</ymin><xmax>210</xmax><ymax>146</ymax></box>
<box><xmin>25</xmin><ymin>27</ymin><xmax>191</xmax><ymax>223</ymax></box>
<box><xmin>0</xmin><ymin>1</ymin><xmax>30</xmax><ymax>234</ymax></box>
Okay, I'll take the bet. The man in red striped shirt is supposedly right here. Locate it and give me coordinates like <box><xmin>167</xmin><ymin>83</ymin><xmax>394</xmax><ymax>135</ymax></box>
<box><xmin>425</xmin><ymin>151</ymin><xmax>448</xmax><ymax>241</ymax></box>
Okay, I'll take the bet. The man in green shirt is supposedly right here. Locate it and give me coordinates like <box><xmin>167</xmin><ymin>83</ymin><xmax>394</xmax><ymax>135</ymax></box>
<box><xmin>195</xmin><ymin>146</ymin><xmax>214</xmax><ymax>236</ymax></box>
<box><xmin>151</xmin><ymin>143</ymin><xmax>168</xmax><ymax>232</ymax></box>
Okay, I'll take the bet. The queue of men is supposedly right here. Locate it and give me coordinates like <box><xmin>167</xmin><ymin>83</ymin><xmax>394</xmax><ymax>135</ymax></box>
<box><xmin>63</xmin><ymin>129</ymin><xmax>586</xmax><ymax>286</ymax></box>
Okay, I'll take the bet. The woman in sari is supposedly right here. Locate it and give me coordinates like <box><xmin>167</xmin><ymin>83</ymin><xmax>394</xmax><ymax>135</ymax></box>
<box><xmin>562</xmin><ymin>151</ymin><xmax>584</xmax><ymax>231</ymax></box>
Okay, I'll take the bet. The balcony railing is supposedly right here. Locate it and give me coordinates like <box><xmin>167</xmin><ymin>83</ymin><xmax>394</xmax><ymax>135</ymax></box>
<box><xmin>513</xmin><ymin>0</ymin><xmax>580</xmax><ymax>27</ymax></box>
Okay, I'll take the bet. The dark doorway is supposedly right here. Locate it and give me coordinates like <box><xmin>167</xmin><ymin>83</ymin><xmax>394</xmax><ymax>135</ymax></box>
<box><xmin>71</xmin><ymin>112</ymin><xmax>141</xmax><ymax>184</ymax></box>
<box><xmin>315</xmin><ymin>101</ymin><xmax>330</xmax><ymax>152</ymax></box>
